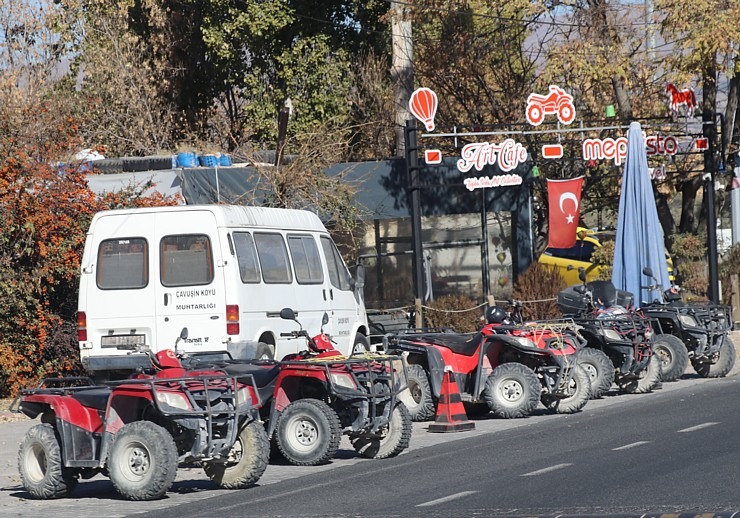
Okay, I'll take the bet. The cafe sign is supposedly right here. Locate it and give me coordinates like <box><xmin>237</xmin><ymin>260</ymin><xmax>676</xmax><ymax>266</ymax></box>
<box><xmin>409</xmin><ymin>85</ymin><xmax>687</xmax><ymax>189</ymax></box>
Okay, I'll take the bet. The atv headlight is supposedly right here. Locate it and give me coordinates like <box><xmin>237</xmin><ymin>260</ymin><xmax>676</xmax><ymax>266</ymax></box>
<box><xmin>329</xmin><ymin>372</ymin><xmax>357</xmax><ymax>390</ymax></box>
<box><xmin>678</xmin><ymin>314</ymin><xmax>698</xmax><ymax>327</ymax></box>
<box><xmin>599</xmin><ymin>328</ymin><xmax>621</xmax><ymax>341</ymax></box>
<box><xmin>513</xmin><ymin>336</ymin><xmax>537</xmax><ymax>348</ymax></box>
<box><xmin>390</xmin><ymin>358</ymin><xmax>407</xmax><ymax>389</ymax></box>
<box><xmin>156</xmin><ymin>390</ymin><xmax>191</xmax><ymax>411</ymax></box>
<box><xmin>236</xmin><ymin>387</ymin><xmax>255</xmax><ymax>407</ymax></box>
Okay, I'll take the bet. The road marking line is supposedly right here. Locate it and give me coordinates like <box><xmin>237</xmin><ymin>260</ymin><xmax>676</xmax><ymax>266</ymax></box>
<box><xmin>677</xmin><ymin>422</ymin><xmax>719</xmax><ymax>433</ymax></box>
<box><xmin>416</xmin><ymin>491</ymin><xmax>478</xmax><ymax>507</ymax></box>
<box><xmin>521</xmin><ymin>463</ymin><xmax>573</xmax><ymax>476</ymax></box>
<box><xmin>612</xmin><ymin>441</ymin><xmax>651</xmax><ymax>451</ymax></box>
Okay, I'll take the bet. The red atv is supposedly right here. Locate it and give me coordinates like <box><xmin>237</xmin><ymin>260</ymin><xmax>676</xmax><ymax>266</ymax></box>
<box><xmin>13</xmin><ymin>329</ymin><xmax>269</xmax><ymax>501</ymax></box>
<box><xmin>525</xmin><ymin>85</ymin><xmax>576</xmax><ymax>126</ymax></box>
<box><xmin>385</xmin><ymin>305</ymin><xmax>590</xmax><ymax>421</ymax></box>
<box><xmin>195</xmin><ymin>308</ymin><xmax>412</xmax><ymax>467</ymax></box>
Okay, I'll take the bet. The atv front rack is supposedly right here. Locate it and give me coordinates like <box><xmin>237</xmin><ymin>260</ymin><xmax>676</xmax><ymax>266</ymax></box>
<box><xmin>492</xmin><ymin>319</ymin><xmax>583</xmax><ymax>351</ymax></box>
<box><xmin>280</xmin><ymin>354</ymin><xmax>407</xmax><ymax>399</ymax></box>
<box><xmin>572</xmin><ymin>313</ymin><xmax>653</xmax><ymax>372</ymax></box>
<box><xmin>281</xmin><ymin>353</ymin><xmax>407</xmax><ymax>433</ymax></box>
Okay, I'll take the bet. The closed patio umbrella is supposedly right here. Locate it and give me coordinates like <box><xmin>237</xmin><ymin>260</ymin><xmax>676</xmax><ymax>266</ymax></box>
<box><xmin>612</xmin><ymin>121</ymin><xmax>671</xmax><ymax>306</ymax></box>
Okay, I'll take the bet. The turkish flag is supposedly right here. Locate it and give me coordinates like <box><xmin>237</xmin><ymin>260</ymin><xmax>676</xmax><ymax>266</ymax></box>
<box><xmin>547</xmin><ymin>177</ymin><xmax>584</xmax><ymax>248</ymax></box>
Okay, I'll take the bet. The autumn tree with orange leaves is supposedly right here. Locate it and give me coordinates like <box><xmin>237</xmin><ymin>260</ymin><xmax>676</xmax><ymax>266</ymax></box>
<box><xmin>0</xmin><ymin>100</ymin><xmax>178</xmax><ymax>396</ymax></box>
<box><xmin>0</xmin><ymin>1</ymin><xmax>178</xmax><ymax>395</ymax></box>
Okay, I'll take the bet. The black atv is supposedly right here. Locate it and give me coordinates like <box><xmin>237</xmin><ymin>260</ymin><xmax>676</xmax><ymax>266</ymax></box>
<box><xmin>558</xmin><ymin>273</ymin><xmax>662</xmax><ymax>396</ymax></box>
<box><xmin>640</xmin><ymin>267</ymin><xmax>736</xmax><ymax>379</ymax></box>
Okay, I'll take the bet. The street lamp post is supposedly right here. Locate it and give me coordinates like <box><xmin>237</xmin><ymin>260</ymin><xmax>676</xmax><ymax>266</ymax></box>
<box><xmin>704</xmin><ymin>112</ymin><xmax>725</xmax><ymax>304</ymax></box>
<box><xmin>405</xmin><ymin>120</ymin><xmax>424</xmax><ymax>327</ymax></box>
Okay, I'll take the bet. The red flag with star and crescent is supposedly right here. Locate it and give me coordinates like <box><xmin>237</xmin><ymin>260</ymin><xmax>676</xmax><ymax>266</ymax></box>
<box><xmin>547</xmin><ymin>177</ymin><xmax>584</xmax><ymax>248</ymax></box>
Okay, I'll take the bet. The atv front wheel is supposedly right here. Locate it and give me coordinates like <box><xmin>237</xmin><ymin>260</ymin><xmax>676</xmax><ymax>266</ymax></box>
<box><xmin>542</xmin><ymin>365</ymin><xmax>591</xmax><ymax>414</ymax></box>
<box><xmin>400</xmin><ymin>364</ymin><xmax>436</xmax><ymax>421</ymax></box>
<box><xmin>578</xmin><ymin>348</ymin><xmax>615</xmax><ymax>399</ymax></box>
<box><xmin>653</xmin><ymin>334</ymin><xmax>689</xmax><ymax>382</ymax></box>
<box><xmin>619</xmin><ymin>355</ymin><xmax>661</xmax><ymax>394</ymax></box>
<box><xmin>203</xmin><ymin>420</ymin><xmax>269</xmax><ymax>489</ymax></box>
<box><xmin>351</xmin><ymin>402</ymin><xmax>412</xmax><ymax>459</ymax></box>
<box><xmin>18</xmin><ymin>424</ymin><xmax>78</xmax><ymax>499</ymax></box>
<box><xmin>693</xmin><ymin>336</ymin><xmax>736</xmax><ymax>378</ymax></box>
<box><xmin>484</xmin><ymin>363</ymin><xmax>541</xmax><ymax>419</ymax></box>
<box><xmin>108</xmin><ymin>421</ymin><xmax>178</xmax><ymax>501</ymax></box>
<box><xmin>275</xmin><ymin>399</ymin><xmax>341</xmax><ymax>466</ymax></box>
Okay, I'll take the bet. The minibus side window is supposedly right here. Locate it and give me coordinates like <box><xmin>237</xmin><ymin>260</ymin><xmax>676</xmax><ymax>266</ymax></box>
<box><xmin>233</xmin><ymin>232</ymin><xmax>261</xmax><ymax>283</ymax></box>
<box><xmin>97</xmin><ymin>238</ymin><xmax>148</xmax><ymax>290</ymax></box>
<box><xmin>160</xmin><ymin>234</ymin><xmax>214</xmax><ymax>287</ymax></box>
<box><xmin>254</xmin><ymin>233</ymin><xmax>292</xmax><ymax>284</ymax></box>
<box><xmin>288</xmin><ymin>234</ymin><xmax>324</xmax><ymax>285</ymax></box>
<box><xmin>320</xmin><ymin>236</ymin><xmax>352</xmax><ymax>291</ymax></box>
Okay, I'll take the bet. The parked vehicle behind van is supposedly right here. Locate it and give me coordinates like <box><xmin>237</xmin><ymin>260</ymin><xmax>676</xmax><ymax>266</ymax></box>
<box><xmin>77</xmin><ymin>205</ymin><xmax>370</xmax><ymax>380</ymax></box>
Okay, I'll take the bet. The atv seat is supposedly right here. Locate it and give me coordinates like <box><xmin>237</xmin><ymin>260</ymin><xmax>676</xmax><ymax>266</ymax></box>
<box><xmin>219</xmin><ymin>361</ymin><xmax>281</xmax><ymax>387</ymax></box>
<box><xmin>215</xmin><ymin>360</ymin><xmax>280</xmax><ymax>404</ymax></box>
<box><xmin>410</xmin><ymin>332</ymin><xmax>484</xmax><ymax>357</ymax></box>
<box><xmin>71</xmin><ymin>386</ymin><xmax>112</xmax><ymax>410</ymax></box>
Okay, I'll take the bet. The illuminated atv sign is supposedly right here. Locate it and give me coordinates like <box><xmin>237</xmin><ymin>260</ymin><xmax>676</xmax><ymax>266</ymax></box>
<box><xmin>409</xmin><ymin>86</ymin><xmax>685</xmax><ymax>189</ymax></box>
<box><xmin>457</xmin><ymin>139</ymin><xmax>528</xmax><ymax>173</ymax></box>
<box><xmin>582</xmin><ymin>133</ymin><xmax>678</xmax><ymax>166</ymax></box>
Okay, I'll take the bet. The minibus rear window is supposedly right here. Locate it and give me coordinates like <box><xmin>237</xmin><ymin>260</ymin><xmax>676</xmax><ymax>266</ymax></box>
<box><xmin>160</xmin><ymin>234</ymin><xmax>214</xmax><ymax>287</ymax></box>
<box><xmin>97</xmin><ymin>238</ymin><xmax>148</xmax><ymax>290</ymax></box>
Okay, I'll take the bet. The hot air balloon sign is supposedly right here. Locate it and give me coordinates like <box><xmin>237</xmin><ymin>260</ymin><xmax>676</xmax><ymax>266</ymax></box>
<box><xmin>409</xmin><ymin>87</ymin><xmax>438</xmax><ymax>131</ymax></box>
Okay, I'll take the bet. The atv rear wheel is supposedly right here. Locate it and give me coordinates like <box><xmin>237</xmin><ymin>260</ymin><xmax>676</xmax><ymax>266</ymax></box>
<box><xmin>578</xmin><ymin>348</ymin><xmax>615</xmax><ymax>399</ymax></box>
<box><xmin>653</xmin><ymin>334</ymin><xmax>689</xmax><ymax>382</ymax></box>
<box><xmin>18</xmin><ymin>424</ymin><xmax>78</xmax><ymax>499</ymax></box>
<box><xmin>203</xmin><ymin>420</ymin><xmax>269</xmax><ymax>489</ymax></box>
<box><xmin>400</xmin><ymin>364</ymin><xmax>436</xmax><ymax>421</ymax></box>
<box><xmin>542</xmin><ymin>365</ymin><xmax>591</xmax><ymax>414</ymax></box>
<box><xmin>693</xmin><ymin>336</ymin><xmax>736</xmax><ymax>378</ymax></box>
<box><xmin>351</xmin><ymin>402</ymin><xmax>412</xmax><ymax>459</ymax></box>
<box><xmin>619</xmin><ymin>355</ymin><xmax>661</xmax><ymax>394</ymax></box>
<box><xmin>275</xmin><ymin>399</ymin><xmax>341</xmax><ymax>466</ymax></box>
<box><xmin>108</xmin><ymin>421</ymin><xmax>178</xmax><ymax>501</ymax></box>
<box><xmin>484</xmin><ymin>363</ymin><xmax>541</xmax><ymax>419</ymax></box>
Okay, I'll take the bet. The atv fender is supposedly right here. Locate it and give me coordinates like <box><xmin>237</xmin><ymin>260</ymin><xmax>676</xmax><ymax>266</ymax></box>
<box><xmin>486</xmin><ymin>334</ymin><xmax>551</xmax><ymax>358</ymax></box>
<box><xmin>424</xmin><ymin>347</ymin><xmax>447</xmax><ymax>399</ymax></box>
<box><xmin>20</xmin><ymin>394</ymin><xmax>103</xmax><ymax>433</ymax></box>
<box><xmin>386</xmin><ymin>340</ymin><xmax>447</xmax><ymax>399</ymax></box>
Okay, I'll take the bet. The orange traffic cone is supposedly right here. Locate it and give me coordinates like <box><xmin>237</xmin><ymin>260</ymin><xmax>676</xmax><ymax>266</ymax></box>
<box><xmin>428</xmin><ymin>367</ymin><xmax>476</xmax><ymax>433</ymax></box>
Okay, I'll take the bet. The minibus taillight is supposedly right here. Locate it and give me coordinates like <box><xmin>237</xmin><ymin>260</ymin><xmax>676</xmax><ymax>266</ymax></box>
<box><xmin>226</xmin><ymin>305</ymin><xmax>240</xmax><ymax>335</ymax></box>
<box><xmin>77</xmin><ymin>311</ymin><xmax>87</xmax><ymax>341</ymax></box>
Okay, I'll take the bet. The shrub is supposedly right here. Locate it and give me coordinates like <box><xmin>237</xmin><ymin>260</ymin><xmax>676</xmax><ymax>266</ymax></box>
<box><xmin>512</xmin><ymin>262</ymin><xmax>567</xmax><ymax>320</ymax></box>
<box><xmin>591</xmin><ymin>240</ymin><xmax>614</xmax><ymax>281</ymax></box>
<box><xmin>423</xmin><ymin>294</ymin><xmax>482</xmax><ymax>332</ymax></box>
<box><xmin>668</xmin><ymin>233</ymin><xmax>708</xmax><ymax>300</ymax></box>
<box><xmin>719</xmin><ymin>244</ymin><xmax>740</xmax><ymax>305</ymax></box>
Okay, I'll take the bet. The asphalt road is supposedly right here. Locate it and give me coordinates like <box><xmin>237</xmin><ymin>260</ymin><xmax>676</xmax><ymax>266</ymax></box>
<box><xmin>0</xmin><ymin>340</ymin><xmax>740</xmax><ymax>518</ymax></box>
<box><xmin>2</xmin><ymin>365</ymin><xmax>739</xmax><ymax>518</ymax></box>
<box><xmin>136</xmin><ymin>373</ymin><xmax>740</xmax><ymax>518</ymax></box>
